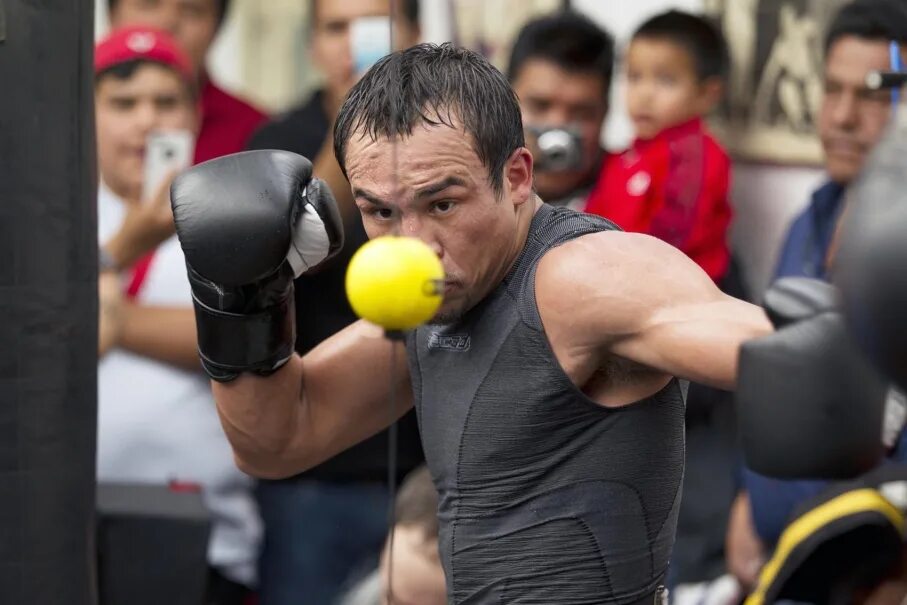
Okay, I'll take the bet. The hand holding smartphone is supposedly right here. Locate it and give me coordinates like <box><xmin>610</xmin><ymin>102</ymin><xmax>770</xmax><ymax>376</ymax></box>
<box><xmin>143</xmin><ymin>129</ymin><xmax>194</xmax><ymax>202</ymax></box>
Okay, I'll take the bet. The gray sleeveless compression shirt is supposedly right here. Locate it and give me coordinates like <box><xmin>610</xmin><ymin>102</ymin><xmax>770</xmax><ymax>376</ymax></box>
<box><xmin>406</xmin><ymin>203</ymin><xmax>686</xmax><ymax>604</ymax></box>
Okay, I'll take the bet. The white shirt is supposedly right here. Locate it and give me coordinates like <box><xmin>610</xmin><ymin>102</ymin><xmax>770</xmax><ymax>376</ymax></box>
<box><xmin>97</xmin><ymin>184</ymin><xmax>261</xmax><ymax>587</ymax></box>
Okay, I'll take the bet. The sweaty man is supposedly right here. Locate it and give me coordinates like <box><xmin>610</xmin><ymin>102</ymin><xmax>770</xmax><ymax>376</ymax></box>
<box><xmin>172</xmin><ymin>44</ymin><xmax>772</xmax><ymax>604</ymax></box>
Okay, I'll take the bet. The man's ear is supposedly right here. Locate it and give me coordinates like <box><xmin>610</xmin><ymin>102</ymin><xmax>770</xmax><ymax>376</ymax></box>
<box><xmin>698</xmin><ymin>76</ymin><xmax>724</xmax><ymax>117</ymax></box>
<box><xmin>698</xmin><ymin>77</ymin><xmax>725</xmax><ymax>115</ymax></box>
<box><xmin>504</xmin><ymin>147</ymin><xmax>533</xmax><ymax>206</ymax></box>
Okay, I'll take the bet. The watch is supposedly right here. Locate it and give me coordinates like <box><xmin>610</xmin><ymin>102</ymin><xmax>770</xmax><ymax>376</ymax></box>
<box><xmin>99</xmin><ymin>247</ymin><xmax>118</xmax><ymax>273</ymax></box>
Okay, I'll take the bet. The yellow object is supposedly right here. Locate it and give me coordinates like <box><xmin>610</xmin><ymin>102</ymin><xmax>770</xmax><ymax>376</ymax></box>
<box><xmin>345</xmin><ymin>236</ymin><xmax>445</xmax><ymax>331</ymax></box>
<box><xmin>745</xmin><ymin>487</ymin><xmax>905</xmax><ymax>605</ymax></box>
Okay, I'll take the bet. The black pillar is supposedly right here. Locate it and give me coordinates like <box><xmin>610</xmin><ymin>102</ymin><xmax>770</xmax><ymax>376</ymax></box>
<box><xmin>0</xmin><ymin>1</ymin><xmax>98</xmax><ymax>604</ymax></box>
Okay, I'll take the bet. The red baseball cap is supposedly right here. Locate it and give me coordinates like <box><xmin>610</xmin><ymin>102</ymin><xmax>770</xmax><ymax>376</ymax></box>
<box><xmin>94</xmin><ymin>26</ymin><xmax>194</xmax><ymax>83</ymax></box>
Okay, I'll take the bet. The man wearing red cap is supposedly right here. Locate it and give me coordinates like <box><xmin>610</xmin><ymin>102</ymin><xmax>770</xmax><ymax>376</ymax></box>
<box><xmin>107</xmin><ymin>0</ymin><xmax>268</xmax><ymax>163</ymax></box>
<box><xmin>94</xmin><ymin>26</ymin><xmax>262</xmax><ymax>605</ymax></box>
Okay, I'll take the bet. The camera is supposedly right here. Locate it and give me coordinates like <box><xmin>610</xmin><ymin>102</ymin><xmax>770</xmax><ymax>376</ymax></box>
<box><xmin>526</xmin><ymin>125</ymin><xmax>583</xmax><ymax>172</ymax></box>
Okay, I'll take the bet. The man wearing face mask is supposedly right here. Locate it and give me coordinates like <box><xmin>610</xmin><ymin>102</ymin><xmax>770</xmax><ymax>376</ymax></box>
<box><xmin>507</xmin><ymin>12</ymin><xmax>615</xmax><ymax>211</ymax></box>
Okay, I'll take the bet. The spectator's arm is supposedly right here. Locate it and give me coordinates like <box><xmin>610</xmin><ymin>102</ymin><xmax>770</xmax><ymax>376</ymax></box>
<box><xmin>98</xmin><ymin>272</ymin><xmax>124</xmax><ymax>358</ymax></box>
<box><xmin>725</xmin><ymin>490</ymin><xmax>766</xmax><ymax>592</ymax></box>
<box><xmin>118</xmin><ymin>304</ymin><xmax>201</xmax><ymax>371</ymax></box>
<box><xmin>103</xmin><ymin>173</ymin><xmax>177</xmax><ymax>270</ymax></box>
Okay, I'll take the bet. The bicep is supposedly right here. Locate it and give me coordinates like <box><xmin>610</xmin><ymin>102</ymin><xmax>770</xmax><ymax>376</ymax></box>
<box><xmin>293</xmin><ymin>320</ymin><xmax>413</xmax><ymax>458</ymax></box>
<box><xmin>610</xmin><ymin>240</ymin><xmax>770</xmax><ymax>388</ymax></box>
<box><xmin>539</xmin><ymin>232</ymin><xmax>770</xmax><ymax>391</ymax></box>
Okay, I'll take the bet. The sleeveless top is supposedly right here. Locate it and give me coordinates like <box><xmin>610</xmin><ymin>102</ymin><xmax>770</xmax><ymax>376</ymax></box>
<box><xmin>407</xmin><ymin>204</ymin><xmax>686</xmax><ymax>604</ymax></box>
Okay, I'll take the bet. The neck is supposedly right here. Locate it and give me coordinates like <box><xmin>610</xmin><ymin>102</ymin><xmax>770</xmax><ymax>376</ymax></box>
<box><xmin>497</xmin><ymin>195</ymin><xmax>543</xmax><ymax>282</ymax></box>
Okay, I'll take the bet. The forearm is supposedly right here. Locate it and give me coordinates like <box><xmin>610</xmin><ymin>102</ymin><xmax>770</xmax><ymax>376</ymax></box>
<box><xmin>212</xmin><ymin>355</ymin><xmax>308</xmax><ymax>479</ymax></box>
<box><xmin>623</xmin><ymin>296</ymin><xmax>772</xmax><ymax>390</ymax></box>
<box><xmin>119</xmin><ymin>304</ymin><xmax>201</xmax><ymax>371</ymax></box>
<box><xmin>676</xmin><ymin>298</ymin><xmax>772</xmax><ymax>390</ymax></box>
<box><xmin>103</xmin><ymin>233</ymin><xmax>142</xmax><ymax>271</ymax></box>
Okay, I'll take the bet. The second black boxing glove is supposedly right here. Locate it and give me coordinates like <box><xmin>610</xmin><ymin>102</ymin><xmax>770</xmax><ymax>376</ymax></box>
<box><xmin>736</xmin><ymin>277</ymin><xmax>888</xmax><ymax>479</ymax></box>
<box><xmin>171</xmin><ymin>150</ymin><xmax>343</xmax><ymax>381</ymax></box>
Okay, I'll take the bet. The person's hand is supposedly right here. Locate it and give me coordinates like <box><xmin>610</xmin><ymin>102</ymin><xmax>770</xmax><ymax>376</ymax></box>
<box><xmin>98</xmin><ymin>272</ymin><xmax>124</xmax><ymax>357</ymax></box>
<box><xmin>725</xmin><ymin>491</ymin><xmax>766</xmax><ymax>592</ymax></box>
<box><xmin>170</xmin><ymin>150</ymin><xmax>343</xmax><ymax>381</ymax></box>
<box><xmin>104</xmin><ymin>171</ymin><xmax>178</xmax><ymax>269</ymax></box>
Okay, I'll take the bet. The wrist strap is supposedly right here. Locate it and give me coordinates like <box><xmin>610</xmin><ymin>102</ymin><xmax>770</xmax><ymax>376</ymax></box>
<box><xmin>192</xmin><ymin>293</ymin><xmax>296</xmax><ymax>382</ymax></box>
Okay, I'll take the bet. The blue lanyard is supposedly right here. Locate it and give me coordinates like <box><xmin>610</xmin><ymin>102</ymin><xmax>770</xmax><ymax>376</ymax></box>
<box><xmin>891</xmin><ymin>41</ymin><xmax>902</xmax><ymax>106</ymax></box>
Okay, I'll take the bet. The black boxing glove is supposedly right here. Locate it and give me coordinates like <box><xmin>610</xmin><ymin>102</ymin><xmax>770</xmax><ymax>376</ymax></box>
<box><xmin>835</xmin><ymin>115</ymin><xmax>907</xmax><ymax>392</ymax></box>
<box><xmin>736</xmin><ymin>277</ymin><xmax>888</xmax><ymax>480</ymax></box>
<box><xmin>171</xmin><ymin>150</ymin><xmax>343</xmax><ymax>381</ymax></box>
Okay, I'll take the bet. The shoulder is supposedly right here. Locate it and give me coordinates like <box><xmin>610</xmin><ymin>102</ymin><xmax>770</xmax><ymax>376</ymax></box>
<box><xmin>703</xmin><ymin>131</ymin><xmax>731</xmax><ymax>171</ymax></box>
<box><xmin>536</xmin><ymin>231</ymin><xmax>703</xmax><ymax>325</ymax></box>
<box><xmin>784</xmin><ymin>184</ymin><xmax>840</xmax><ymax>239</ymax></box>
<box><xmin>538</xmin><ymin>229</ymin><xmax>718</xmax><ymax>313</ymax></box>
<box><xmin>537</xmin><ymin>229</ymin><xmax>687</xmax><ymax>281</ymax></box>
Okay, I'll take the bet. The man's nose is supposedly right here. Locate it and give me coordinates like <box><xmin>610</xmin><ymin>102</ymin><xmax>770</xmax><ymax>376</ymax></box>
<box><xmin>135</xmin><ymin>101</ymin><xmax>157</xmax><ymax>135</ymax></box>
<box><xmin>830</xmin><ymin>91</ymin><xmax>859</xmax><ymax>130</ymax></box>
<box><xmin>398</xmin><ymin>217</ymin><xmax>443</xmax><ymax>259</ymax></box>
<box><xmin>545</xmin><ymin>106</ymin><xmax>571</xmax><ymax>126</ymax></box>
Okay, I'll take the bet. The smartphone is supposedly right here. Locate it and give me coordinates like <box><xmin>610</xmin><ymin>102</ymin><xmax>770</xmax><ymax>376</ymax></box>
<box><xmin>351</xmin><ymin>16</ymin><xmax>392</xmax><ymax>76</ymax></box>
<box><xmin>143</xmin><ymin>129</ymin><xmax>195</xmax><ymax>201</ymax></box>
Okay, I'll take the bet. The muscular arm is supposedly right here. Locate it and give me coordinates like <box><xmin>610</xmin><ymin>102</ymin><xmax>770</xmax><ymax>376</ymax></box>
<box><xmin>213</xmin><ymin>320</ymin><xmax>413</xmax><ymax>479</ymax></box>
<box><xmin>537</xmin><ymin>232</ymin><xmax>772</xmax><ymax>391</ymax></box>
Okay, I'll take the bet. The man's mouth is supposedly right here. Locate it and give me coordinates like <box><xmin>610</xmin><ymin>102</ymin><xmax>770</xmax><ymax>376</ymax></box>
<box><xmin>825</xmin><ymin>138</ymin><xmax>863</xmax><ymax>158</ymax></box>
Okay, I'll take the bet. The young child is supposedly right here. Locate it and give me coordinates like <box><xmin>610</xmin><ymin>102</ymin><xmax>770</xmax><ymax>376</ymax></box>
<box><xmin>585</xmin><ymin>10</ymin><xmax>733</xmax><ymax>283</ymax></box>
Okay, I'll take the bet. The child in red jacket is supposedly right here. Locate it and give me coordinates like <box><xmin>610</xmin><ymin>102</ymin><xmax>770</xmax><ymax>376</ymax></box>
<box><xmin>586</xmin><ymin>10</ymin><xmax>732</xmax><ymax>282</ymax></box>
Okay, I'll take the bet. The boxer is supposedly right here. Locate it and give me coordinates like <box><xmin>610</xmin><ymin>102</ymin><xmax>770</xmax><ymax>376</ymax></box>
<box><xmin>172</xmin><ymin>43</ymin><xmax>772</xmax><ymax>603</ymax></box>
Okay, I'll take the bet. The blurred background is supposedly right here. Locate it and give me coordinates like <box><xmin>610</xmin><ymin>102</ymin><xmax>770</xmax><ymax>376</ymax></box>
<box><xmin>92</xmin><ymin>0</ymin><xmax>832</xmax><ymax>302</ymax></box>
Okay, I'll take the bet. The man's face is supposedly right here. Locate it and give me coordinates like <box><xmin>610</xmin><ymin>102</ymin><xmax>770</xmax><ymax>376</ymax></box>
<box><xmin>95</xmin><ymin>64</ymin><xmax>197</xmax><ymax>199</ymax></box>
<box><xmin>512</xmin><ymin>58</ymin><xmax>608</xmax><ymax>201</ymax></box>
<box><xmin>625</xmin><ymin>37</ymin><xmax>713</xmax><ymax>140</ymax></box>
<box><xmin>819</xmin><ymin>36</ymin><xmax>903</xmax><ymax>185</ymax></box>
<box><xmin>311</xmin><ymin>0</ymin><xmax>420</xmax><ymax>102</ymax></box>
<box><xmin>110</xmin><ymin>0</ymin><xmax>220</xmax><ymax>74</ymax></box>
<box><xmin>345</xmin><ymin>117</ymin><xmax>533</xmax><ymax>324</ymax></box>
<box><xmin>379</xmin><ymin>526</ymin><xmax>446</xmax><ymax>605</ymax></box>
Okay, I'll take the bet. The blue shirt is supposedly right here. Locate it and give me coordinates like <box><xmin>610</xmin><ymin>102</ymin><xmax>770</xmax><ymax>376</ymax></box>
<box><xmin>744</xmin><ymin>180</ymin><xmax>906</xmax><ymax>546</ymax></box>
<box><xmin>774</xmin><ymin>180</ymin><xmax>845</xmax><ymax>280</ymax></box>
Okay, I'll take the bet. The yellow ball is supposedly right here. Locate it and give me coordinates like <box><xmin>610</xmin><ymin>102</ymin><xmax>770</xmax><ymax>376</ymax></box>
<box><xmin>345</xmin><ymin>236</ymin><xmax>445</xmax><ymax>331</ymax></box>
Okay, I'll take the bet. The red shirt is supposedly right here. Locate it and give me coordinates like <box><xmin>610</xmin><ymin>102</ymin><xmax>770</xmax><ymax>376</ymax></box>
<box><xmin>195</xmin><ymin>77</ymin><xmax>268</xmax><ymax>164</ymax></box>
<box><xmin>585</xmin><ymin>117</ymin><xmax>732</xmax><ymax>282</ymax></box>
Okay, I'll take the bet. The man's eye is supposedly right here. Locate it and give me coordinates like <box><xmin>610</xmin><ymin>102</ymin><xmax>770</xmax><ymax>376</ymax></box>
<box><xmin>110</xmin><ymin>98</ymin><xmax>136</xmax><ymax>110</ymax></box>
<box><xmin>373</xmin><ymin>208</ymin><xmax>393</xmax><ymax>219</ymax></box>
<box><xmin>433</xmin><ymin>201</ymin><xmax>455</xmax><ymax>214</ymax></box>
